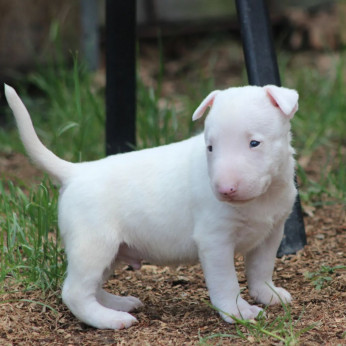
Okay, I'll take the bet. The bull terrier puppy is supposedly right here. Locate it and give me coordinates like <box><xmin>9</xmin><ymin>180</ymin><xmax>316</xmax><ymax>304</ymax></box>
<box><xmin>5</xmin><ymin>84</ymin><xmax>298</xmax><ymax>329</ymax></box>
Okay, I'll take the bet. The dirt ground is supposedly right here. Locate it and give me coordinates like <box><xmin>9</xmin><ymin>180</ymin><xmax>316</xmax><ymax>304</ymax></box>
<box><xmin>1</xmin><ymin>33</ymin><xmax>345</xmax><ymax>344</ymax></box>
<box><xmin>0</xmin><ymin>153</ymin><xmax>345</xmax><ymax>345</ymax></box>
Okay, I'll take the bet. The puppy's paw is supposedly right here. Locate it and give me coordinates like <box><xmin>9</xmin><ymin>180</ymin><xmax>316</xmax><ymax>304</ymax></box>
<box><xmin>107</xmin><ymin>311</ymin><xmax>139</xmax><ymax>329</ymax></box>
<box><xmin>86</xmin><ymin>307</ymin><xmax>138</xmax><ymax>329</ymax></box>
<box><xmin>120</xmin><ymin>296</ymin><xmax>144</xmax><ymax>312</ymax></box>
<box><xmin>250</xmin><ymin>284</ymin><xmax>292</xmax><ymax>305</ymax></box>
<box><xmin>217</xmin><ymin>298</ymin><xmax>263</xmax><ymax>323</ymax></box>
<box><xmin>97</xmin><ymin>290</ymin><xmax>143</xmax><ymax>312</ymax></box>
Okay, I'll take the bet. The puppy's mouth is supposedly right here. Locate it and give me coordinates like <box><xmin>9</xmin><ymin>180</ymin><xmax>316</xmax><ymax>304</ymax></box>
<box><xmin>216</xmin><ymin>193</ymin><xmax>256</xmax><ymax>205</ymax></box>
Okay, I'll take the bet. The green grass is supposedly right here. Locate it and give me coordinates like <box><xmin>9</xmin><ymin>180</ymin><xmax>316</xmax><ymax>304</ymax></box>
<box><xmin>304</xmin><ymin>265</ymin><xmax>346</xmax><ymax>291</ymax></box>
<box><xmin>0</xmin><ymin>41</ymin><xmax>344</xmax><ymax>342</ymax></box>
<box><xmin>290</xmin><ymin>57</ymin><xmax>345</xmax><ymax>153</ymax></box>
<box><xmin>284</xmin><ymin>55</ymin><xmax>346</xmax><ymax>204</ymax></box>
<box><xmin>0</xmin><ymin>178</ymin><xmax>65</xmax><ymax>292</ymax></box>
<box><xmin>1</xmin><ymin>58</ymin><xmax>105</xmax><ymax>161</ymax></box>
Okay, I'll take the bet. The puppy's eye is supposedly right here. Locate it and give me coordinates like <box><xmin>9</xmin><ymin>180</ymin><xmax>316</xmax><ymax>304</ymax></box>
<box><xmin>207</xmin><ymin>145</ymin><xmax>213</xmax><ymax>152</ymax></box>
<box><xmin>250</xmin><ymin>140</ymin><xmax>260</xmax><ymax>148</ymax></box>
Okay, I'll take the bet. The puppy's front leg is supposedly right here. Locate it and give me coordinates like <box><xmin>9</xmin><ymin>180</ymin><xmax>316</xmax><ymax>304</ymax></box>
<box><xmin>245</xmin><ymin>220</ymin><xmax>292</xmax><ymax>305</ymax></box>
<box><xmin>197</xmin><ymin>233</ymin><xmax>262</xmax><ymax>322</ymax></box>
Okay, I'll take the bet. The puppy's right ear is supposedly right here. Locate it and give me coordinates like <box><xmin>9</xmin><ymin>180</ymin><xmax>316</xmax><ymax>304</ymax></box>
<box><xmin>192</xmin><ymin>90</ymin><xmax>220</xmax><ymax>121</ymax></box>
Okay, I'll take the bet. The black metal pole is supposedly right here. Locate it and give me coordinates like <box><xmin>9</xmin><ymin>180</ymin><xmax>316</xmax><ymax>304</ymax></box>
<box><xmin>235</xmin><ymin>0</ymin><xmax>306</xmax><ymax>256</ymax></box>
<box><xmin>105</xmin><ymin>0</ymin><xmax>136</xmax><ymax>155</ymax></box>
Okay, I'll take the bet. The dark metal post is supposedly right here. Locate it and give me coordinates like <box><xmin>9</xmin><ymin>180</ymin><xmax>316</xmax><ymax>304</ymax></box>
<box><xmin>235</xmin><ymin>0</ymin><xmax>306</xmax><ymax>256</ymax></box>
<box><xmin>105</xmin><ymin>0</ymin><xmax>136</xmax><ymax>155</ymax></box>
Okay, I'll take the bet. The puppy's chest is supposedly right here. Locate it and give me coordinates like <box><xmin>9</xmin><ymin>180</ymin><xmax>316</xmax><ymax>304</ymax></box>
<box><xmin>231</xmin><ymin>207</ymin><xmax>278</xmax><ymax>254</ymax></box>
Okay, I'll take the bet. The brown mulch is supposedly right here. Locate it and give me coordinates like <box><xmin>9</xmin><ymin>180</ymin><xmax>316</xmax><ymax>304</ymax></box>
<box><xmin>0</xmin><ymin>152</ymin><xmax>43</xmax><ymax>187</ymax></box>
<box><xmin>0</xmin><ymin>154</ymin><xmax>345</xmax><ymax>345</ymax></box>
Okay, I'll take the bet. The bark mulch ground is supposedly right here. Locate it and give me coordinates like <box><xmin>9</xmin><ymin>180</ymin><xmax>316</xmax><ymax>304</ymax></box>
<box><xmin>0</xmin><ymin>155</ymin><xmax>345</xmax><ymax>345</ymax></box>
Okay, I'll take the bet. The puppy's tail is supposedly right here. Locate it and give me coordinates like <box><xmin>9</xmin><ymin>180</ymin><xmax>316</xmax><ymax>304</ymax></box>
<box><xmin>4</xmin><ymin>84</ymin><xmax>74</xmax><ymax>184</ymax></box>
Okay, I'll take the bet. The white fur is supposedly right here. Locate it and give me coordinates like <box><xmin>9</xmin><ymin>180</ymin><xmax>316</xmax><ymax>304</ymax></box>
<box><xmin>5</xmin><ymin>84</ymin><xmax>298</xmax><ymax>329</ymax></box>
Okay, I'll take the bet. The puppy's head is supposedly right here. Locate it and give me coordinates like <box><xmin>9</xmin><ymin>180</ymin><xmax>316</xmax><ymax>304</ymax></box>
<box><xmin>193</xmin><ymin>85</ymin><xmax>298</xmax><ymax>204</ymax></box>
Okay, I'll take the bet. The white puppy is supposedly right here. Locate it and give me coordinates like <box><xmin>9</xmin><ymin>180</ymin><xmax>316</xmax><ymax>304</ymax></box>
<box><xmin>5</xmin><ymin>84</ymin><xmax>298</xmax><ymax>329</ymax></box>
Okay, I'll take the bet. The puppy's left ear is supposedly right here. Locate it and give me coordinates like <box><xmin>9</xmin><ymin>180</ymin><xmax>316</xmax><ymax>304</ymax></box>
<box><xmin>264</xmin><ymin>85</ymin><xmax>299</xmax><ymax>119</ymax></box>
<box><xmin>192</xmin><ymin>90</ymin><xmax>220</xmax><ymax>121</ymax></box>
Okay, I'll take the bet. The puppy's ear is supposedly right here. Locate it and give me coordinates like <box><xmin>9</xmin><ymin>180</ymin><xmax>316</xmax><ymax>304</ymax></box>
<box><xmin>192</xmin><ymin>90</ymin><xmax>220</xmax><ymax>121</ymax></box>
<box><xmin>264</xmin><ymin>85</ymin><xmax>299</xmax><ymax>119</ymax></box>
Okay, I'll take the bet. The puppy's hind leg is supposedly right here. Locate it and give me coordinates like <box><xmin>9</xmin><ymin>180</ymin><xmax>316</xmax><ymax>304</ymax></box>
<box><xmin>61</xmin><ymin>234</ymin><xmax>138</xmax><ymax>329</ymax></box>
<box><xmin>97</xmin><ymin>289</ymin><xmax>143</xmax><ymax>312</ymax></box>
<box><xmin>96</xmin><ymin>264</ymin><xmax>143</xmax><ymax>312</ymax></box>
